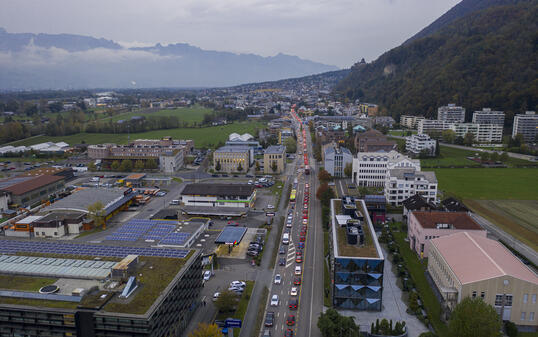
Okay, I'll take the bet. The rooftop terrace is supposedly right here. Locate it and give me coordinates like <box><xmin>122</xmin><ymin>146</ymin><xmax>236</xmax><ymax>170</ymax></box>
<box><xmin>331</xmin><ymin>198</ymin><xmax>383</xmax><ymax>259</ymax></box>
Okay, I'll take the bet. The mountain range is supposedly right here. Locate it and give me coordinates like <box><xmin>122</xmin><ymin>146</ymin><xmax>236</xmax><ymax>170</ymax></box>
<box><xmin>0</xmin><ymin>28</ymin><xmax>338</xmax><ymax>90</ymax></box>
<box><xmin>335</xmin><ymin>0</ymin><xmax>537</xmax><ymax>119</ymax></box>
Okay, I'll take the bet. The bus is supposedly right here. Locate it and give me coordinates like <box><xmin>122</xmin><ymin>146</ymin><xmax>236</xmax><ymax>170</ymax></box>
<box><xmin>290</xmin><ymin>189</ymin><xmax>297</xmax><ymax>202</ymax></box>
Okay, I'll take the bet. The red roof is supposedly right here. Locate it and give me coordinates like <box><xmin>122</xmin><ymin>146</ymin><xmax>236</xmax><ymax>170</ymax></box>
<box><xmin>0</xmin><ymin>175</ymin><xmax>64</xmax><ymax>195</ymax></box>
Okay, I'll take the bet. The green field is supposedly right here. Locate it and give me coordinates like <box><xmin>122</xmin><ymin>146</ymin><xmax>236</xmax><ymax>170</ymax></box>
<box><xmin>465</xmin><ymin>200</ymin><xmax>538</xmax><ymax>251</ymax></box>
<box><xmin>433</xmin><ymin>168</ymin><xmax>538</xmax><ymax>200</ymax></box>
<box><xmin>7</xmin><ymin>121</ymin><xmax>264</xmax><ymax>148</ymax></box>
<box><xmin>421</xmin><ymin>146</ymin><xmax>480</xmax><ymax>167</ymax></box>
<box><xmin>105</xmin><ymin>105</ymin><xmax>210</xmax><ymax>124</ymax></box>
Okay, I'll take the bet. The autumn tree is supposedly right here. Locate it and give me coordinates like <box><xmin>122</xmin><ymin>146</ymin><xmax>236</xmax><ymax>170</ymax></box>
<box><xmin>344</xmin><ymin>163</ymin><xmax>353</xmax><ymax>178</ymax></box>
<box><xmin>214</xmin><ymin>290</ymin><xmax>238</xmax><ymax>313</ymax></box>
<box><xmin>87</xmin><ymin>201</ymin><xmax>106</xmax><ymax>230</ymax></box>
<box><xmin>188</xmin><ymin>323</ymin><xmax>223</xmax><ymax>337</ymax></box>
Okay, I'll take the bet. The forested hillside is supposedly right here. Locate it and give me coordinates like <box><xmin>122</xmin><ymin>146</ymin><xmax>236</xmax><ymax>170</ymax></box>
<box><xmin>335</xmin><ymin>2</ymin><xmax>538</xmax><ymax>121</ymax></box>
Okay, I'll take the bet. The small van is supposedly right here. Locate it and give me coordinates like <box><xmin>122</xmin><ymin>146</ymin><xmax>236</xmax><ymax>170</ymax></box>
<box><xmin>282</xmin><ymin>233</ymin><xmax>290</xmax><ymax>245</ymax></box>
<box><xmin>169</xmin><ymin>200</ymin><xmax>180</xmax><ymax>205</ymax></box>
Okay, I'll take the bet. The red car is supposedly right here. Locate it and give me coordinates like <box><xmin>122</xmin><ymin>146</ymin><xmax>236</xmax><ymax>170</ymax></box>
<box><xmin>285</xmin><ymin>329</ymin><xmax>294</xmax><ymax>337</ymax></box>
<box><xmin>299</xmin><ymin>235</ymin><xmax>305</xmax><ymax>242</ymax></box>
<box><xmin>295</xmin><ymin>255</ymin><xmax>302</xmax><ymax>263</ymax></box>
<box><xmin>294</xmin><ymin>277</ymin><xmax>301</xmax><ymax>285</ymax></box>
<box><xmin>289</xmin><ymin>299</ymin><xmax>298</xmax><ymax>310</ymax></box>
<box><xmin>286</xmin><ymin>315</ymin><xmax>296</xmax><ymax>326</ymax></box>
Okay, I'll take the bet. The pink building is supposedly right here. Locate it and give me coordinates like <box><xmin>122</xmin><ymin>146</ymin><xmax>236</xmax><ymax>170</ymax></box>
<box><xmin>408</xmin><ymin>211</ymin><xmax>486</xmax><ymax>258</ymax></box>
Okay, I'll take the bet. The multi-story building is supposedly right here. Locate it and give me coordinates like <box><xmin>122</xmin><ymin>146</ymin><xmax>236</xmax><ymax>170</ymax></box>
<box><xmin>264</xmin><ymin>145</ymin><xmax>286</xmax><ymax>174</ymax></box>
<box><xmin>450</xmin><ymin>123</ymin><xmax>503</xmax><ymax>143</ymax></box>
<box><xmin>384</xmin><ymin>169</ymin><xmax>438</xmax><ymax>206</ymax></box>
<box><xmin>0</xmin><ymin>175</ymin><xmax>65</xmax><ymax>208</ymax></box>
<box><xmin>354</xmin><ymin>129</ymin><xmax>396</xmax><ymax>153</ymax></box>
<box><xmin>428</xmin><ymin>232</ymin><xmax>538</xmax><ymax>328</ymax></box>
<box><xmin>438</xmin><ymin>104</ymin><xmax>465</xmax><ymax>123</ymax></box>
<box><xmin>0</xmin><ymin>247</ymin><xmax>203</xmax><ymax>337</ymax></box>
<box><xmin>180</xmin><ymin>183</ymin><xmax>256</xmax><ymax>209</ymax></box>
<box><xmin>406</xmin><ymin>134</ymin><xmax>436</xmax><ymax>156</ymax></box>
<box><xmin>472</xmin><ymin>108</ymin><xmax>505</xmax><ymax>125</ymax></box>
<box><xmin>213</xmin><ymin>145</ymin><xmax>253</xmax><ymax>173</ymax></box>
<box><xmin>400</xmin><ymin>115</ymin><xmax>425</xmax><ymax>129</ymax></box>
<box><xmin>512</xmin><ymin>111</ymin><xmax>538</xmax><ymax>143</ymax></box>
<box><xmin>324</xmin><ymin>146</ymin><xmax>353</xmax><ymax>178</ymax></box>
<box><xmin>417</xmin><ymin>119</ymin><xmax>452</xmax><ymax>135</ymax></box>
<box><xmin>351</xmin><ymin>150</ymin><xmax>420</xmax><ymax>187</ymax></box>
<box><xmin>408</xmin><ymin>211</ymin><xmax>486</xmax><ymax>258</ymax></box>
<box><xmin>330</xmin><ymin>197</ymin><xmax>384</xmax><ymax>310</ymax></box>
<box><xmin>279</xmin><ymin>127</ymin><xmax>294</xmax><ymax>145</ymax></box>
<box><xmin>87</xmin><ymin>137</ymin><xmax>188</xmax><ymax>173</ymax></box>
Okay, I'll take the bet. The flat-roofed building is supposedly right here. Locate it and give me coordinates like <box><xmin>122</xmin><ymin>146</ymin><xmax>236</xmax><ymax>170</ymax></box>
<box><xmin>354</xmin><ymin>129</ymin><xmax>396</xmax><ymax>153</ymax></box>
<box><xmin>417</xmin><ymin>119</ymin><xmax>452</xmax><ymax>135</ymax></box>
<box><xmin>213</xmin><ymin>145</ymin><xmax>253</xmax><ymax>173</ymax></box>
<box><xmin>263</xmin><ymin>145</ymin><xmax>286</xmax><ymax>174</ymax></box>
<box><xmin>330</xmin><ymin>197</ymin><xmax>384</xmax><ymax>310</ymax></box>
<box><xmin>32</xmin><ymin>212</ymin><xmax>87</xmax><ymax>238</ymax></box>
<box><xmin>472</xmin><ymin>108</ymin><xmax>505</xmax><ymax>125</ymax></box>
<box><xmin>438</xmin><ymin>104</ymin><xmax>465</xmax><ymax>123</ymax></box>
<box><xmin>324</xmin><ymin>146</ymin><xmax>353</xmax><ymax>178</ymax></box>
<box><xmin>385</xmin><ymin>169</ymin><xmax>438</xmax><ymax>206</ymax></box>
<box><xmin>279</xmin><ymin>127</ymin><xmax>294</xmax><ymax>145</ymax></box>
<box><xmin>406</xmin><ymin>133</ymin><xmax>436</xmax><ymax>156</ymax></box>
<box><xmin>351</xmin><ymin>150</ymin><xmax>420</xmax><ymax>187</ymax></box>
<box><xmin>428</xmin><ymin>232</ymin><xmax>538</xmax><ymax>328</ymax></box>
<box><xmin>180</xmin><ymin>183</ymin><xmax>256</xmax><ymax>209</ymax></box>
<box><xmin>408</xmin><ymin>211</ymin><xmax>486</xmax><ymax>258</ymax></box>
<box><xmin>400</xmin><ymin>115</ymin><xmax>425</xmax><ymax>129</ymax></box>
<box><xmin>512</xmin><ymin>111</ymin><xmax>538</xmax><ymax>143</ymax></box>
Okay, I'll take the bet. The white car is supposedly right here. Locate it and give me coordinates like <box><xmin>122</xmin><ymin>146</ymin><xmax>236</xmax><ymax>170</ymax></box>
<box><xmin>267</xmin><ymin>204</ymin><xmax>275</xmax><ymax>209</ymax></box>
<box><xmin>290</xmin><ymin>287</ymin><xmax>298</xmax><ymax>296</ymax></box>
<box><xmin>213</xmin><ymin>292</ymin><xmax>221</xmax><ymax>301</ymax></box>
<box><xmin>295</xmin><ymin>266</ymin><xmax>302</xmax><ymax>275</ymax></box>
<box><xmin>270</xmin><ymin>294</ymin><xmax>279</xmax><ymax>306</ymax></box>
<box><xmin>274</xmin><ymin>274</ymin><xmax>282</xmax><ymax>285</ymax></box>
<box><xmin>230</xmin><ymin>281</ymin><xmax>246</xmax><ymax>288</ymax></box>
<box><xmin>302</xmin><ymin>219</ymin><xmax>308</xmax><ymax>225</ymax></box>
<box><xmin>203</xmin><ymin>270</ymin><xmax>211</xmax><ymax>281</ymax></box>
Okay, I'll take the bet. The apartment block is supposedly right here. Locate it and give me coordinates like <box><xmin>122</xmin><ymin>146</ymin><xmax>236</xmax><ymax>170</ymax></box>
<box><xmin>512</xmin><ymin>111</ymin><xmax>538</xmax><ymax>143</ymax></box>
<box><xmin>417</xmin><ymin>119</ymin><xmax>452</xmax><ymax>135</ymax></box>
<box><xmin>264</xmin><ymin>145</ymin><xmax>286</xmax><ymax>174</ymax></box>
<box><xmin>472</xmin><ymin>108</ymin><xmax>505</xmax><ymax>125</ymax></box>
<box><xmin>384</xmin><ymin>169</ymin><xmax>437</xmax><ymax>206</ymax></box>
<box><xmin>406</xmin><ymin>134</ymin><xmax>436</xmax><ymax>156</ymax></box>
<box><xmin>400</xmin><ymin>115</ymin><xmax>426</xmax><ymax>129</ymax></box>
<box><xmin>324</xmin><ymin>146</ymin><xmax>353</xmax><ymax>178</ymax></box>
<box><xmin>351</xmin><ymin>150</ymin><xmax>420</xmax><ymax>187</ymax></box>
<box><xmin>438</xmin><ymin>104</ymin><xmax>465</xmax><ymax>123</ymax></box>
<box><xmin>213</xmin><ymin>145</ymin><xmax>252</xmax><ymax>173</ymax></box>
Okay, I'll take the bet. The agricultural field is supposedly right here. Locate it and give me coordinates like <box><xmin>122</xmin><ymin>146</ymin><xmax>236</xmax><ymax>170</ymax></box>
<box><xmin>105</xmin><ymin>105</ymin><xmax>210</xmax><ymax>124</ymax></box>
<box><xmin>433</xmin><ymin>168</ymin><xmax>538</xmax><ymax>200</ymax></box>
<box><xmin>7</xmin><ymin>121</ymin><xmax>264</xmax><ymax>149</ymax></box>
<box><xmin>464</xmin><ymin>200</ymin><xmax>538</xmax><ymax>251</ymax></box>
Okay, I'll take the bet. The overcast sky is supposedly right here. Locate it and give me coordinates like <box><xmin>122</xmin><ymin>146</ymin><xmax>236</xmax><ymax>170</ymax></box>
<box><xmin>0</xmin><ymin>0</ymin><xmax>460</xmax><ymax>68</ymax></box>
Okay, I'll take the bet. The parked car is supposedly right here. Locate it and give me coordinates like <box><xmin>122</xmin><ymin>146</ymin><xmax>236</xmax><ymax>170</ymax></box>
<box><xmin>203</xmin><ymin>270</ymin><xmax>211</xmax><ymax>281</ymax></box>
<box><xmin>230</xmin><ymin>281</ymin><xmax>246</xmax><ymax>288</ymax></box>
<box><xmin>212</xmin><ymin>292</ymin><xmax>220</xmax><ymax>301</ymax></box>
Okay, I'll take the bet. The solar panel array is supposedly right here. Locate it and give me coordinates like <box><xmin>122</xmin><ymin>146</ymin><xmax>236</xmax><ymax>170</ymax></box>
<box><xmin>105</xmin><ymin>219</ymin><xmax>178</xmax><ymax>242</ymax></box>
<box><xmin>0</xmin><ymin>239</ymin><xmax>190</xmax><ymax>259</ymax></box>
<box><xmin>159</xmin><ymin>232</ymin><xmax>191</xmax><ymax>246</ymax></box>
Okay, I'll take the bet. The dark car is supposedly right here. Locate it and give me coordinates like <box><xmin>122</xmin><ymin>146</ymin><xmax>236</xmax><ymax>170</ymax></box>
<box><xmin>298</xmin><ymin>242</ymin><xmax>305</xmax><ymax>249</ymax></box>
<box><xmin>289</xmin><ymin>299</ymin><xmax>298</xmax><ymax>310</ymax></box>
<box><xmin>279</xmin><ymin>257</ymin><xmax>286</xmax><ymax>266</ymax></box>
<box><xmin>212</xmin><ymin>174</ymin><xmax>219</xmax><ymax>177</ymax></box>
<box><xmin>264</xmin><ymin>311</ymin><xmax>275</xmax><ymax>327</ymax></box>
<box><xmin>279</xmin><ymin>246</ymin><xmax>286</xmax><ymax>254</ymax></box>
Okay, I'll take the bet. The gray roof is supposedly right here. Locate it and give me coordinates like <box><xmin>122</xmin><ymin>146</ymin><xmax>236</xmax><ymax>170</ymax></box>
<box><xmin>265</xmin><ymin>145</ymin><xmax>285</xmax><ymax>154</ymax></box>
<box><xmin>215</xmin><ymin>145</ymin><xmax>251</xmax><ymax>153</ymax></box>
<box><xmin>0</xmin><ymin>254</ymin><xmax>116</xmax><ymax>280</ymax></box>
<box><xmin>181</xmin><ymin>183</ymin><xmax>255</xmax><ymax>198</ymax></box>
<box><xmin>44</xmin><ymin>188</ymin><xmax>135</xmax><ymax>215</ymax></box>
<box><xmin>388</xmin><ymin>169</ymin><xmax>437</xmax><ymax>183</ymax></box>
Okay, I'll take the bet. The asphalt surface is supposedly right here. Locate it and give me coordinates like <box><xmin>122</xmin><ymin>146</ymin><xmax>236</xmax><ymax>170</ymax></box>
<box><xmin>257</xmin><ymin>117</ymin><xmax>323</xmax><ymax>337</ymax></box>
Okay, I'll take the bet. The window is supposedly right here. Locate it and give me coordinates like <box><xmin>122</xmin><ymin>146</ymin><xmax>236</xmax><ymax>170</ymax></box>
<box><xmin>495</xmin><ymin>295</ymin><xmax>503</xmax><ymax>306</ymax></box>
<box><xmin>481</xmin><ymin>291</ymin><xmax>485</xmax><ymax>299</ymax></box>
<box><xmin>530</xmin><ymin>312</ymin><xmax>535</xmax><ymax>321</ymax></box>
<box><xmin>524</xmin><ymin>294</ymin><xmax>528</xmax><ymax>303</ymax></box>
<box><xmin>521</xmin><ymin>312</ymin><xmax>526</xmax><ymax>320</ymax></box>
<box><xmin>533</xmin><ymin>294</ymin><xmax>537</xmax><ymax>304</ymax></box>
<box><xmin>472</xmin><ymin>291</ymin><xmax>477</xmax><ymax>299</ymax></box>
<box><xmin>505</xmin><ymin>295</ymin><xmax>513</xmax><ymax>306</ymax></box>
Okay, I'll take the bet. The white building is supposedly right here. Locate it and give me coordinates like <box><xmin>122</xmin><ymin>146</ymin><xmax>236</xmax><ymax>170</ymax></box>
<box><xmin>472</xmin><ymin>108</ymin><xmax>505</xmax><ymax>125</ymax></box>
<box><xmin>385</xmin><ymin>169</ymin><xmax>437</xmax><ymax>206</ymax></box>
<box><xmin>159</xmin><ymin>150</ymin><xmax>184</xmax><ymax>174</ymax></box>
<box><xmin>512</xmin><ymin>111</ymin><xmax>538</xmax><ymax>143</ymax></box>
<box><xmin>351</xmin><ymin>150</ymin><xmax>420</xmax><ymax>187</ymax></box>
<box><xmin>450</xmin><ymin>123</ymin><xmax>503</xmax><ymax>143</ymax></box>
<box><xmin>180</xmin><ymin>183</ymin><xmax>256</xmax><ymax>209</ymax></box>
<box><xmin>400</xmin><ymin>115</ymin><xmax>426</xmax><ymax>129</ymax></box>
<box><xmin>324</xmin><ymin>146</ymin><xmax>353</xmax><ymax>178</ymax></box>
<box><xmin>418</xmin><ymin>119</ymin><xmax>452</xmax><ymax>135</ymax></box>
<box><xmin>406</xmin><ymin>134</ymin><xmax>436</xmax><ymax>156</ymax></box>
<box><xmin>438</xmin><ymin>104</ymin><xmax>465</xmax><ymax>123</ymax></box>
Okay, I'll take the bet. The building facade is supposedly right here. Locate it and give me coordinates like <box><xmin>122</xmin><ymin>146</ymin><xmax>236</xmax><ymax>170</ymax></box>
<box><xmin>384</xmin><ymin>169</ymin><xmax>438</xmax><ymax>206</ymax></box>
<box><xmin>472</xmin><ymin>108</ymin><xmax>505</xmax><ymax>125</ymax></box>
<box><xmin>512</xmin><ymin>111</ymin><xmax>538</xmax><ymax>143</ymax></box>
<box><xmin>159</xmin><ymin>150</ymin><xmax>184</xmax><ymax>174</ymax></box>
<box><xmin>0</xmin><ymin>175</ymin><xmax>65</xmax><ymax>207</ymax></box>
<box><xmin>438</xmin><ymin>104</ymin><xmax>465</xmax><ymax>123</ymax></box>
<box><xmin>279</xmin><ymin>128</ymin><xmax>294</xmax><ymax>145</ymax></box>
<box><xmin>213</xmin><ymin>146</ymin><xmax>252</xmax><ymax>173</ymax></box>
<box><xmin>400</xmin><ymin>115</ymin><xmax>425</xmax><ymax>129</ymax></box>
<box><xmin>351</xmin><ymin>150</ymin><xmax>420</xmax><ymax>187</ymax></box>
<box><xmin>417</xmin><ymin>119</ymin><xmax>452</xmax><ymax>135</ymax></box>
<box><xmin>324</xmin><ymin>146</ymin><xmax>353</xmax><ymax>178</ymax></box>
<box><xmin>354</xmin><ymin>129</ymin><xmax>396</xmax><ymax>153</ymax></box>
<box><xmin>263</xmin><ymin>145</ymin><xmax>286</xmax><ymax>174</ymax></box>
<box><xmin>428</xmin><ymin>232</ymin><xmax>538</xmax><ymax>328</ymax></box>
<box><xmin>180</xmin><ymin>184</ymin><xmax>256</xmax><ymax>209</ymax></box>
<box><xmin>407</xmin><ymin>211</ymin><xmax>486</xmax><ymax>258</ymax></box>
<box><xmin>450</xmin><ymin>123</ymin><xmax>503</xmax><ymax>143</ymax></box>
<box><xmin>406</xmin><ymin>134</ymin><xmax>436</xmax><ymax>156</ymax></box>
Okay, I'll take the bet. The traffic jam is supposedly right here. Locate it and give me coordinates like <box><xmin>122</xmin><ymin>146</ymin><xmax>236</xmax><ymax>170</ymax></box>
<box><xmin>262</xmin><ymin>110</ymin><xmax>311</xmax><ymax>337</ymax></box>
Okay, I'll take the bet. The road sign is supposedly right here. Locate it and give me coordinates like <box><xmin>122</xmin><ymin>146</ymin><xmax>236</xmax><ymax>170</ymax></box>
<box><xmin>225</xmin><ymin>318</ymin><xmax>242</xmax><ymax>328</ymax></box>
